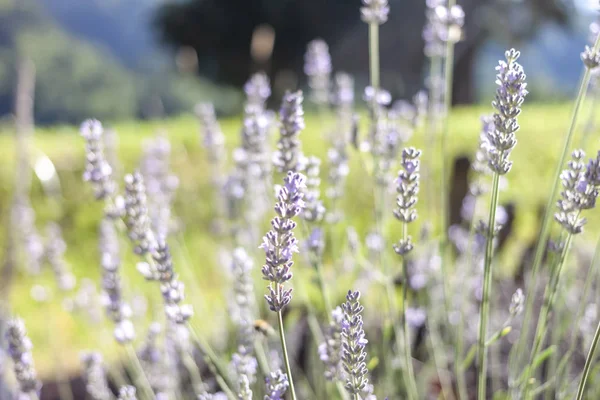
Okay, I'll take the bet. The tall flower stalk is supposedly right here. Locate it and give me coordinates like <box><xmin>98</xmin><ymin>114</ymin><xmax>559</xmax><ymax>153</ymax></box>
<box><xmin>515</xmin><ymin>28</ymin><xmax>600</xmax><ymax>372</ymax></box>
<box><xmin>260</xmin><ymin>171</ymin><xmax>307</xmax><ymax>400</ymax></box>
<box><xmin>476</xmin><ymin>49</ymin><xmax>527</xmax><ymax>400</ymax></box>
<box><xmin>392</xmin><ymin>148</ymin><xmax>422</xmax><ymax>400</ymax></box>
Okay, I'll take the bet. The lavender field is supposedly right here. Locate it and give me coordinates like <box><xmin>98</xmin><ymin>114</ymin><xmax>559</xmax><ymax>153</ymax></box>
<box><xmin>3</xmin><ymin>1</ymin><xmax>600</xmax><ymax>400</ymax></box>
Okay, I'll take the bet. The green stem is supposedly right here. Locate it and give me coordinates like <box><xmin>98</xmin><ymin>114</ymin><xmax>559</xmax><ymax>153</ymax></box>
<box><xmin>125</xmin><ymin>344</ymin><xmax>155</xmax><ymax>400</ymax></box>
<box><xmin>514</xmin><ymin>32</ymin><xmax>600</xmax><ymax>371</ymax></box>
<box><xmin>277</xmin><ymin>309</ymin><xmax>298</xmax><ymax>400</ymax></box>
<box><xmin>401</xmin><ymin>222</ymin><xmax>419</xmax><ymax>400</ymax></box>
<box><xmin>577</xmin><ymin>326</ymin><xmax>600</xmax><ymax>400</ymax></box>
<box><xmin>477</xmin><ymin>171</ymin><xmax>500</xmax><ymax>400</ymax></box>
<box><xmin>455</xmin><ymin>199</ymin><xmax>479</xmax><ymax>400</ymax></box>
<box><xmin>368</xmin><ymin>23</ymin><xmax>380</xmax><ymax>89</ymax></box>
<box><xmin>523</xmin><ymin>233</ymin><xmax>574</xmax><ymax>399</ymax></box>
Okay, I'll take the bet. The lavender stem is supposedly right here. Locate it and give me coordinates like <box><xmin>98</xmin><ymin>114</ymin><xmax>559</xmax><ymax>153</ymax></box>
<box><xmin>277</xmin><ymin>309</ymin><xmax>298</xmax><ymax>400</ymax></box>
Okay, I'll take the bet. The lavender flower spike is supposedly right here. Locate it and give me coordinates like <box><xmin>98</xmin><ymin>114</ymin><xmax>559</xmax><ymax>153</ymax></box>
<box><xmin>318</xmin><ymin>307</ymin><xmax>344</xmax><ymax>381</ymax></box>
<box><xmin>81</xmin><ymin>352</ymin><xmax>112</xmax><ymax>400</ymax></box>
<box><xmin>80</xmin><ymin>119</ymin><xmax>115</xmax><ymax>200</ymax></box>
<box><xmin>5</xmin><ymin>319</ymin><xmax>41</xmax><ymax>397</ymax></box>
<box><xmin>393</xmin><ymin>148</ymin><xmax>422</xmax><ymax>256</ymax></box>
<box><xmin>99</xmin><ymin>218</ymin><xmax>135</xmax><ymax>344</ymax></box>
<box><xmin>304</xmin><ymin>39</ymin><xmax>332</xmax><ymax>105</ymax></box>
<box><xmin>361</xmin><ymin>0</ymin><xmax>389</xmax><ymax>25</ymax></box>
<box><xmin>261</xmin><ymin>171</ymin><xmax>306</xmax><ymax>312</ymax></box>
<box><xmin>274</xmin><ymin>91</ymin><xmax>306</xmax><ymax>173</ymax></box>
<box><xmin>554</xmin><ymin>150</ymin><xmax>600</xmax><ymax>235</ymax></box>
<box><xmin>484</xmin><ymin>49</ymin><xmax>528</xmax><ymax>175</ymax></box>
<box><xmin>124</xmin><ymin>171</ymin><xmax>156</xmax><ymax>256</ymax></box>
<box><xmin>264</xmin><ymin>369</ymin><xmax>289</xmax><ymax>400</ymax></box>
<box><xmin>341</xmin><ymin>290</ymin><xmax>370</xmax><ymax>395</ymax></box>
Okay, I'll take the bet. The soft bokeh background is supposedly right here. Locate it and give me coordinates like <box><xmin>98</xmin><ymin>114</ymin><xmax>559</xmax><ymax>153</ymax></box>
<box><xmin>2</xmin><ymin>0</ymin><xmax>600</xmax><ymax>395</ymax></box>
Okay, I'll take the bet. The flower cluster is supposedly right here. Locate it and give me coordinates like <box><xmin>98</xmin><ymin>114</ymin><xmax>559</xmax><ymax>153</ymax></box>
<box><xmin>361</xmin><ymin>0</ymin><xmax>389</xmax><ymax>25</ymax></box>
<box><xmin>99</xmin><ymin>218</ymin><xmax>135</xmax><ymax>343</ymax></box>
<box><xmin>341</xmin><ymin>290</ymin><xmax>370</xmax><ymax>395</ymax></box>
<box><xmin>303</xmin><ymin>156</ymin><xmax>326</xmax><ymax>222</ymax></box>
<box><xmin>318</xmin><ymin>307</ymin><xmax>344</xmax><ymax>381</ymax></box>
<box><xmin>80</xmin><ymin>119</ymin><xmax>116</xmax><ymax>200</ymax></box>
<box><xmin>274</xmin><ymin>91</ymin><xmax>306</xmax><ymax>173</ymax></box>
<box><xmin>5</xmin><ymin>319</ymin><xmax>40</xmax><ymax>397</ymax></box>
<box><xmin>12</xmin><ymin>197</ymin><xmax>44</xmax><ymax>275</ymax></box>
<box><xmin>244</xmin><ymin>72</ymin><xmax>271</xmax><ymax>113</ymax></box>
<box><xmin>81</xmin><ymin>352</ymin><xmax>112</xmax><ymax>400</ymax></box>
<box><xmin>422</xmin><ymin>0</ymin><xmax>465</xmax><ymax>57</ymax></box>
<box><xmin>483</xmin><ymin>49</ymin><xmax>528</xmax><ymax>175</ymax></box>
<box><xmin>304</xmin><ymin>39</ymin><xmax>332</xmax><ymax>105</ymax></box>
<box><xmin>555</xmin><ymin>150</ymin><xmax>600</xmax><ymax>235</ymax></box>
<box><xmin>45</xmin><ymin>222</ymin><xmax>76</xmax><ymax>291</ymax></box>
<box><xmin>124</xmin><ymin>172</ymin><xmax>156</xmax><ymax>256</ymax></box>
<box><xmin>138</xmin><ymin>323</ymin><xmax>171</xmax><ymax>396</ymax></box>
<box><xmin>240</xmin><ymin>110</ymin><xmax>271</xmax><ymax>179</ymax></box>
<box><xmin>260</xmin><ymin>172</ymin><xmax>306</xmax><ymax>312</ymax></box>
<box><xmin>509</xmin><ymin>288</ymin><xmax>525</xmax><ymax>317</ymax></box>
<box><xmin>264</xmin><ymin>369</ymin><xmax>289</xmax><ymax>400</ymax></box>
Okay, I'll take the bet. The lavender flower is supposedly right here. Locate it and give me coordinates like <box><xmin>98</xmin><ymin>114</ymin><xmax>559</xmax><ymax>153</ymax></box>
<box><xmin>509</xmin><ymin>288</ymin><xmax>525</xmax><ymax>317</ymax></box>
<box><xmin>484</xmin><ymin>49</ymin><xmax>528</xmax><ymax>175</ymax></box>
<box><xmin>244</xmin><ymin>72</ymin><xmax>271</xmax><ymax>112</ymax></box>
<box><xmin>304</xmin><ymin>39</ymin><xmax>332</xmax><ymax>105</ymax></box>
<box><xmin>99</xmin><ymin>219</ymin><xmax>135</xmax><ymax>344</ymax></box>
<box><xmin>118</xmin><ymin>386</ymin><xmax>137</xmax><ymax>400</ymax></box>
<box><xmin>260</xmin><ymin>171</ymin><xmax>306</xmax><ymax>312</ymax></box>
<box><xmin>196</xmin><ymin>103</ymin><xmax>226</xmax><ymax>165</ymax></box>
<box><xmin>393</xmin><ymin>148</ymin><xmax>422</xmax><ymax>256</ymax></box>
<box><xmin>582</xmin><ymin>45</ymin><xmax>600</xmax><ymax>70</ymax></box>
<box><xmin>140</xmin><ymin>134</ymin><xmax>179</xmax><ymax>239</ymax></box>
<box><xmin>361</xmin><ymin>0</ymin><xmax>389</xmax><ymax>25</ymax></box>
<box><xmin>81</xmin><ymin>352</ymin><xmax>111</xmax><ymax>400</ymax></box>
<box><xmin>341</xmin><ymin>290</ymin><xmax>370</xmax><ymax>395</ymax></box>
<box><xmin>230</xmin><ymin>248</ymin><xmax>256</xmax><ymax>325</ymax></box>
<box><xmin>306</xmin><ymin>227</ymin><xmax>325</xmax><ymax>259</ymax></box>
<box><xmin>5</xmin><ymin>319</ymin><xmax>40</xmax><ymax>397</ymax></box>
<box><xmin>303</xmin><ymin>156</ymin><xmax>326</xmax><ymax>222</ymax></box>
<box><xmin>12</xmin><ymin>197</ymin><xmax>44</xmax><ymax>275</ymax></box>
<box><xmin>318</xmin><ymin>307</ymin><xmax>344</xmax><ymax>381</ymax></box>
<box><xmin>80</xmin><ymin>119</ymin><xmax>116</xmax><ymax>200</ymax></box>
<box><xmin>124</xmin><ymin>171</ymin><xmax>156</xmax><ymax>256</ymax></box>
<box><xmin>138</xmin><ymin>323</ymin><xmax>171</xmax><ymax>396</ymax></box>
<box><xmin>45</xmin><ymin>223</ymin><xmax>76</xmax><ymax>291</ymax></box>
<box><xmin>274</xmin><ymin>91</ymin><xmax>306</xmax><ymax>173</ymax></box>
<box><xmin>238</xmin><ymin>374</ymin><xmax>253</xmax><ymax>400</ymax></box>
<box><xmin>153</xmin><ymin>240</ymin><xmax>193</xmax><ymax>323</ymax></box>
<box><xmin>241</xmin><ymin>111</ymin><xmax>271</xmax><ymax>179</ymax></box>
<box><xmin>554</xmin><ymin>150</ymin><xmax>600</xmax><ymax>234</ymax></box>
<box><xmin>264</xmin><ymin>369</ymin><xmax>289</xmax><ymax>400</ymax></box>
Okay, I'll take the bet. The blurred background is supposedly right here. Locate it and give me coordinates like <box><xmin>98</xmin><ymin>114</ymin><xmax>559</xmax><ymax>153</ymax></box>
<box><xmin>0</xmin><ymin>0</ymin><xmax>598</xmax><ymax>125</ymax></box>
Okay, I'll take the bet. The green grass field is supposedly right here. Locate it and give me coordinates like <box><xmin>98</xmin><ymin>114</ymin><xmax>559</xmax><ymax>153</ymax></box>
<box><xmin>1</xmin><ymin>103</ymin><xmax>599</xmax><ymax>379</ymax></box>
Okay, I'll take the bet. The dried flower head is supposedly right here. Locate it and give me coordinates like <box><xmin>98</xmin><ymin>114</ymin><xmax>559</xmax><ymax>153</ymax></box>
<box><xmin>124</xmin><ymin>171</ymin><xmax>156</xmax><ymax>255</ymax></box>
<box><xmin>509</xmin><ymin>288</ymin><xmax>525</xmax><ymax>317</ymax></box>
<box><xmin>393</xmin><ymin>147</ymin><xmax>422</xmax><ymax>224</ymax></box>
